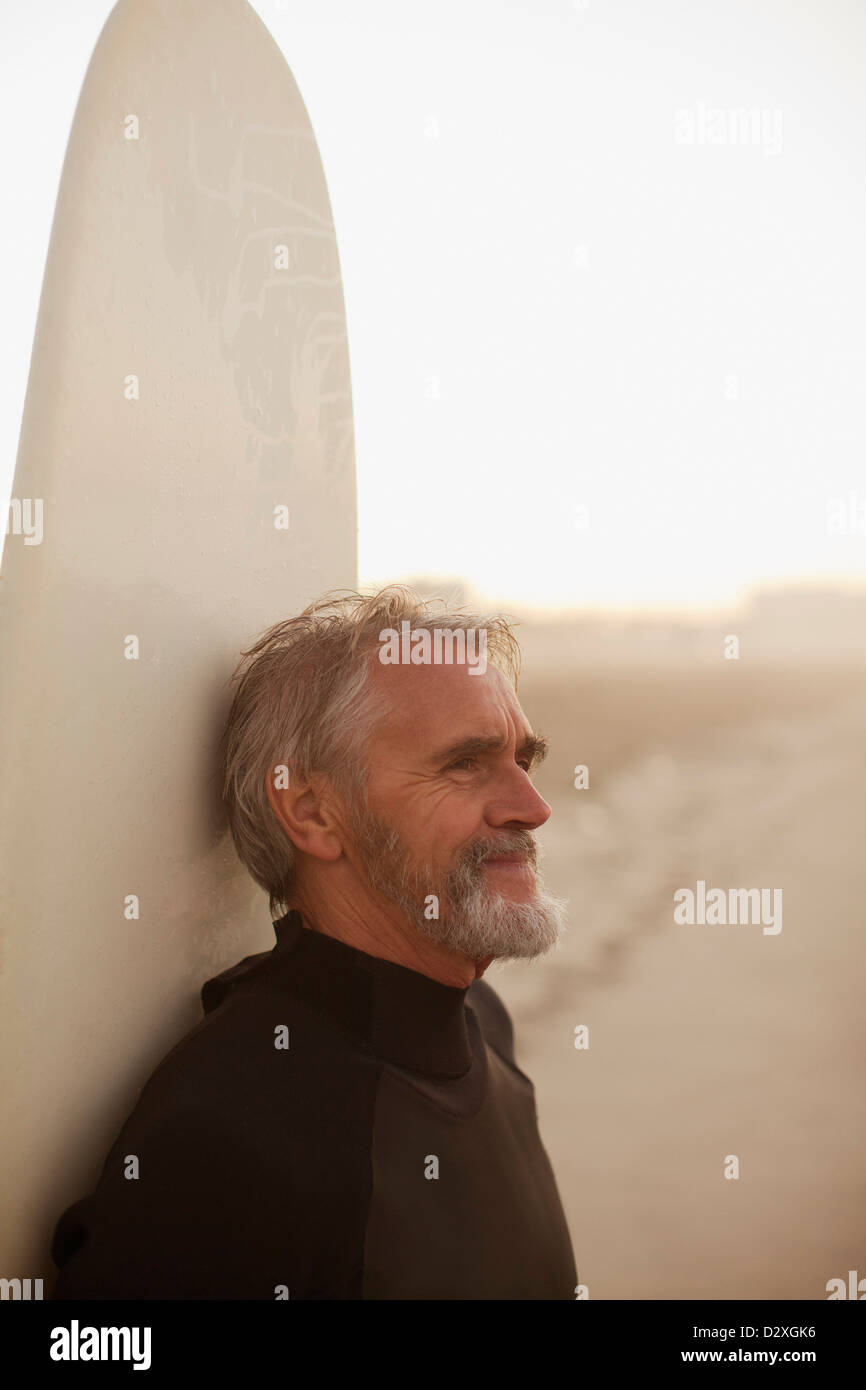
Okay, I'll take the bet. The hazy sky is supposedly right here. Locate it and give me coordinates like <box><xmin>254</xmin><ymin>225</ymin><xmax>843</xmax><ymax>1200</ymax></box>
<box><xmin>2</xmin><ymin>0</ymin><xmax>865</xmax><ymax>612</ymax></box>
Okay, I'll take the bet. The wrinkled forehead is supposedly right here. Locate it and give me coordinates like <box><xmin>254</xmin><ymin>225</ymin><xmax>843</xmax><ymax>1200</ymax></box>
<box><xmin>367</xmin><ymin>657</ymin><xmax>526</xmax><ymax>751</ymax></box>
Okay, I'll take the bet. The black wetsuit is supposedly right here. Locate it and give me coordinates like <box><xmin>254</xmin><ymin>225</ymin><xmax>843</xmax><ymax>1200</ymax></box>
<box><xmin>50</xmin><ymin>910</ymin><xmax>577</xmax><ymax>1299</ymax></box>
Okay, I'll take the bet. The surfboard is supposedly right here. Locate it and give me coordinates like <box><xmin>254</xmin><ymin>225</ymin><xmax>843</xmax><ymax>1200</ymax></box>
<box><xmin>0</xmin><ymin>0</ymin><xmax>356</xmax><ymax>1285</ymax></box>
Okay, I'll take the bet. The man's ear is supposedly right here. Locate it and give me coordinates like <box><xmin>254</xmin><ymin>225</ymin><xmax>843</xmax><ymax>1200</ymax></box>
<box><xmin>265</xmin><ymin>765</ymin><xmax>343</xmax><ymax>863</ymax></box>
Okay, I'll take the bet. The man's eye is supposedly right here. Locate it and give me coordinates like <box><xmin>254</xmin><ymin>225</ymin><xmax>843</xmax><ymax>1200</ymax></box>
<box><xmin>448</xmin><ymin>758</ymin><xmax>476</xmax><ymax>771</ymax></box>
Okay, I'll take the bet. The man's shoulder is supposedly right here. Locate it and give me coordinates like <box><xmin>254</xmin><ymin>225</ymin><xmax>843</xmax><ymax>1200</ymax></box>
<box><xmin>136</xmin><ymin>953</ymin><xmax>379</xmax><ymax>1124</ymax></box>
<box><xmin>466</xmin><ymin>975</ymin><xmax>517</xmax><ymax>1065</ymax></box>
<box><xmin>51</xmin><ymin>957</ymin><xmax>378</xmax><ymax>1299</ymax></box>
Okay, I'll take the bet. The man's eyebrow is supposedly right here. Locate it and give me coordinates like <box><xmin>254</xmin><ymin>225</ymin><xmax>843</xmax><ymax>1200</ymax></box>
<box><xmin>430</xmin><ymin>732</ymin><xmax>549</xmax><ymax>767</ymax></box>
<box><xmin>522</xmin><ymin>733</ymin><xmax>549</xmax><ymax>766</ymax></box>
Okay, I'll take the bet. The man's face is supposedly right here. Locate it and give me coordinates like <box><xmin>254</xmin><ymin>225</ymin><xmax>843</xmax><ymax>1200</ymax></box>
<box><xmin>342</xmin><ymin>656</ymin><xmax>567</xmax><ymax>963</ymax></box>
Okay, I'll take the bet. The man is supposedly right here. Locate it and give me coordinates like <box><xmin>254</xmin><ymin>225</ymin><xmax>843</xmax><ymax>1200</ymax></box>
<box><xmin>50</xmin><ymin>587</ymin><xmax>577</xmax><ymax>1299</ymax></box>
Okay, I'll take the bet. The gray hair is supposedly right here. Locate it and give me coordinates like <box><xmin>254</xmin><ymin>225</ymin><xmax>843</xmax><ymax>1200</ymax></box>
<box><xmin>220</xmin><ymin>585</ymin><xmax>522</xmax><ymax>919</ymax></box>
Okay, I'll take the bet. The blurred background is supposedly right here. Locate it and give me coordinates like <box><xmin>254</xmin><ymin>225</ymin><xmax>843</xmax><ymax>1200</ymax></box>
<box><xmin>3</xmin><ymin>0</ymin><xmax>865</xmax><ymax>1298</ymax></box>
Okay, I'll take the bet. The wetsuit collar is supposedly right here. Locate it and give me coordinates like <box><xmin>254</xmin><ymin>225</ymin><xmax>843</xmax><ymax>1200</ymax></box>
<box><xmin>271</xmin><ymin>909</ymin><xmax>473</xmax><ymax>1079</ymax></box>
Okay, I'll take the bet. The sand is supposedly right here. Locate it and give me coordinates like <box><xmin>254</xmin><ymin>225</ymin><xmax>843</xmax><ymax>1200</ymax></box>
<box><xmin>489</xmin><ymin>664</ymin><xmax>866</xmax><ymax>1299</ymax></box>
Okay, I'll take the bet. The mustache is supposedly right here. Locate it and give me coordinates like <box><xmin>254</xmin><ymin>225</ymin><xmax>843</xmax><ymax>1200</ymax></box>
<box><xmin>457</xmin><ymin>831</ymin><xmax>538</xmax><ymax>872</ymax></box>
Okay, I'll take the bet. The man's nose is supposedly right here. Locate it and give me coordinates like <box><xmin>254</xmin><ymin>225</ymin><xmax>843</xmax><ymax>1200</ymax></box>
<box><xmin>487</xmin><ymin>772</ymin><xmax>552</xmax><ymax>832</ymax></box>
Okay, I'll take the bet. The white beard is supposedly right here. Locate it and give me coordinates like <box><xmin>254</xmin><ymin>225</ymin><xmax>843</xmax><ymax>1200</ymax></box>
<box><xmin>349</xmin><ymin>804</ymin><xmax>568</xmax><ymax>962</ymax></box>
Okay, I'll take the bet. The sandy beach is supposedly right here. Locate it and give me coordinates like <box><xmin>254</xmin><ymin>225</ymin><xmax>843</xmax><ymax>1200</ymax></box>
<box><xmin>490</xmin><ymin>664</ymin><xmax>866</xmax><ymax>1299</ymax></box>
